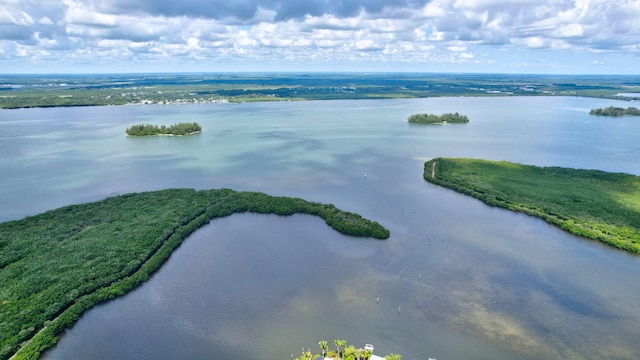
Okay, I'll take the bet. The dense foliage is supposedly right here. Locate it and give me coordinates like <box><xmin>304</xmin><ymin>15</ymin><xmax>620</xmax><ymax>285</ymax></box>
<box><xmin>0</xmin><ymin>189</ymin><xmax>388</xmax><ymax>360</ymax></box>
<box><xmin>295</xmin><ymin>339</ymin><xmax>400</xmax><ymax>360</ymax></box>
<box><xmin>125</xmin><ymin>122</ymin><xmax>202</xmax><ymax>136</ymax></box>
<box><xmin>424</xmin><ymin>158</ymin><xmax>640</xmax><ymax>253</ymax></box>
<box><xmin>589</xmin><ymin>106</ymin><xmax>640</xmax><ymax>116</ymax></box>
<box><xmin>407</xmin><ymin>112</ymin><xmax>469</xmax><ymax>124</ymax></box>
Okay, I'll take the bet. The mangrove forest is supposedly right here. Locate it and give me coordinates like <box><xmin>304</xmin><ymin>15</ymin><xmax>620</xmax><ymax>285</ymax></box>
<box><xmin>424</xmin><ymin>158</ymin><xmax>640</xmax><ymax>253</ymax></box>
<box><xmin>125</xmin><ymin>122</ymin><xmax>202</xmax><ymax>136</ymax></box>
<box><xmin>407</xmin><ymin>112</ymin><xmax>469</xmax><ymax>124</ymax></box>
<box><xmin>589</xmin><ymin>106</ymin><xmax>640</xmax><ymax>116</ymax></box>
<box><xmin>0</xmin><ymin>188</ymin><xmax>389</xmax><ymax>360</ymax></box>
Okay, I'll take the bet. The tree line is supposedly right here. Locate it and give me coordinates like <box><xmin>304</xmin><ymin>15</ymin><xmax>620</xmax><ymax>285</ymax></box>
<box><xmin>589</xmin><ymin>106</ymin><xmax>640</xmax><ymax>116</ymax></box>
<box><xmin>407</xmin><ymin>112</ymin><xmax>469</xmax><ymax>124</ymax></box>
<box><xmin>125</xmin><ymin>122</ymin><xmax>202</xmax><ymax>136</ymax></box>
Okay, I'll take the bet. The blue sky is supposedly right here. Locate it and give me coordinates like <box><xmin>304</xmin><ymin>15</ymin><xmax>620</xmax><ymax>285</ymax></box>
<box><xmin>1</xmin><ymin>0</ymin><xmax>639</xmax><ymax>74</ymax></box>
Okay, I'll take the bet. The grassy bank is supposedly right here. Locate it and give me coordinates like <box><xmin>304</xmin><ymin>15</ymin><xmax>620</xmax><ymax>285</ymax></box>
<box><xmin>0</xmin><ymin>189</ymin><xmax>389</xmax><ymax>360</ymax></box>
<box><xmin>424</xmin><ymin>158</ymin><xmax>640</xmax><ymax>253</ymax></box>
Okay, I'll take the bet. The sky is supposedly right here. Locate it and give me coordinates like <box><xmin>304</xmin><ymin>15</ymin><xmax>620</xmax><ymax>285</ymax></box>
<box><xmin>1</xmin><ymin>0</ymin><xmax>639</xmax><ymax>74</ymax></box>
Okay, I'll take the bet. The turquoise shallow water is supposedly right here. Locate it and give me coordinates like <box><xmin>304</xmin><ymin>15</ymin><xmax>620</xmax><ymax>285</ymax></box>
<box><xmin>2</xmin><ymin>97</ymin><xmax>640</xmax><ymax>359</ymax></box>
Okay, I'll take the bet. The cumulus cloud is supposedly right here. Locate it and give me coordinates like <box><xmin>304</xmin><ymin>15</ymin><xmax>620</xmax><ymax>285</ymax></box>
<box><xmin>0</xmin><ymin>0</ymin><xmax>639</xmax><ymax>72</ymax></box>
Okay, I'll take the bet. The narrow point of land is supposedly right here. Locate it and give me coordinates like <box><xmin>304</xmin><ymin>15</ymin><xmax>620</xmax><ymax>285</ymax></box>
<box><xmin>424</xmin><ymin>158</ymin><xmax>640</xmax><ymax>253</ymax></box>
<box><xmin>0</xmin><ymin>189</ymin><xmax>389</xmax><ymax>360</ymax></box>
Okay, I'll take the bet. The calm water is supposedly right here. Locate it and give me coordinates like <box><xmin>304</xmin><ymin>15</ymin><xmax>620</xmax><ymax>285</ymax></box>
<box><xmin>1</xmin><ymin>97</ymin><xmax>640</xmax><ymax>360</ymax></box>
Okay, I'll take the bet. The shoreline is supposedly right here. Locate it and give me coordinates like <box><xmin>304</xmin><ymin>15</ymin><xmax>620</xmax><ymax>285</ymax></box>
<box><xmin>2</xmin><ymin>73</ymin><xmax>638</xmax><ymax>110</ymax></box>
<box><xmin>125</xmin><ymin>130</ymin><xmax>202</xmax><ymax>137</ymax></box>
<box><xmin>2</xmin><ymin>93</ymin><xmax>637</xmax><ymax>110</ymax></box>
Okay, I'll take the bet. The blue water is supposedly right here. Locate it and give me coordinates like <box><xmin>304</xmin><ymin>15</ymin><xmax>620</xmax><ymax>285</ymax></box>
<box><xmin>1</xmin><ymin>97</ymin><xmax>639</xmax><ymax>359</ymax></box>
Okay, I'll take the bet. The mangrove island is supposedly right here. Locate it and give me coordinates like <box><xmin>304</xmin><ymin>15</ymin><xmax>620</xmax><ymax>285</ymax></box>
<box><xmin>0</xmin><ymin>188</ymin><xmax>389</xmax><ymax>360</ymax></box>
<box><xmin>424</xmin><ymin>158</ymin><xmax>640</xmax><ymax>253</ymax></box>
<box><xmin>407</xmin><ymin>112</ymin><xmax>469</xmax><ymax>124</ymax></box>
<box><xmin>125</xmin><ymin>122</ymin><xmax>202</xmax><ymax>136</ymax></box>
<box><xmin>589</xmin><ymin>106</ymin><xmax>640</xmax><ymax>116</ymax></box>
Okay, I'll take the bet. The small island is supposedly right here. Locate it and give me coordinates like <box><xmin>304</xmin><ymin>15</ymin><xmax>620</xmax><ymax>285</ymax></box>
<box><xmin>589</xmin><ymin>106</ymin><xmax>640</xmax><ymax>116</ymax></box>
<box><xmin>1</xmin><ymin>189</ymin><xmax>389</xmax><ymax>360</ymax></box>
<box><xmin>125</xmin><ymin>122</ymin><xmax>202</xmax><ymax>136</ymax></box>
<box><xmin>407</xmin><ymin>112</ymin><xmax>469</xmax><ymax>124</ymax></box>
<box><xmin>424</xmin><ymin>158</ymin><xmax>640</xmax><ymax>253</ymax></box>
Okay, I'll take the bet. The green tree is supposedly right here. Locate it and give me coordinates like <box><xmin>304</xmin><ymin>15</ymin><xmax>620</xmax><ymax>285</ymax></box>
<box><xmin>589</xmin><ymin>106</ymin><xmax>640</xmax><ymax>116</ymax></box>
<box><xmin>319</xmin><ymin>340</ymin><xmax>329</xmax><ymax>357</ymax></box>
<box><xmin>302</xmin><ymin>349</ymin><xmax>313</xmax><ymax>360</ymax></box>
<box><xmin>385</xmin><ymin>354</ymin><xmax>402</xmax><ymax>360</ymax></box>
<box><xmin>125</xmin><ymin>122</ymin><xmax>202</xmax><ymax>136</ymax></box>
<box><xmin>407</xmin><ymin>112</ymin><xmax>469</xmax><ymax>124</ymax></box>
<box><xmin>334</xmin><ymin>340</ymin><xmax>347</xmax><ymax>360</ymax></box>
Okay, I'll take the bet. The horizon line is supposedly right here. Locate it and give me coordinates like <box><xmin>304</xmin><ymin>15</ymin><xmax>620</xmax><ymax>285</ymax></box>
<box><xmin>2</xmin><ymin>71</ymin><xmax>640</xmax><ymax>77</ymax></box>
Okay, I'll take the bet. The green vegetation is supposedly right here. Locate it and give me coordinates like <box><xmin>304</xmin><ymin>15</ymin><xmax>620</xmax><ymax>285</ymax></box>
<box><xmin>589</xmin><ymin>106</ymin><xmax>640</xmax><ymax>116</ymax></box>
<box><xmin>295</xmin><ymin>339</ymin><xmax>400</xmax><ymax>360</ymax></box>
<box><xmin>125</xmin><ymin>122</ymin><xmax>202</xmax><ymax>136</ymax></box>
<box><xmin>1</xmin><ymin>73</ymin><xmax>639</xmax><ymax>109</ymax></box>
<box><xmin>407</xmin><ymin>112</ymin><xmax>469</xmax><ymax>124</ymax></box>
<box><xmin>0</xmin><ymin>189</ymin><xmax>389</xmax><ymax>360</ymax></box>
<box><xmin>424</xmin><ymin>158</ymin><xmax>640</xmax><ymax>253</ymax></box>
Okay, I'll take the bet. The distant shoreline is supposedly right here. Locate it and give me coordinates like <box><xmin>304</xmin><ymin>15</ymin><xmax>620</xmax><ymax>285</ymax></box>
<box><xmin>2</xmin><ymin>73</ymin><xmax>639</xmax><ymax>109</ymax></box>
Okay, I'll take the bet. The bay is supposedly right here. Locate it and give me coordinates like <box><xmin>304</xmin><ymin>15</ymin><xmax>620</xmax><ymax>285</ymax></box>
<box><xmin>1</xmin><ymin>96</ymin><xmax>639</xmax><ymax>359</ymax></box>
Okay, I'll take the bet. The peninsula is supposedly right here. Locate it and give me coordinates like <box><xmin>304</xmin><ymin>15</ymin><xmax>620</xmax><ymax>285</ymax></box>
<box><xmin>589</xmin><ymin>106</ymin><xmax>640</xmax><ymax>116</ymax></box>
<box><xmin>408</xmin><ymin>112</ymin><xmax>469</xmax><ymax>124</ymax></box>
<box><xmin>125</xmin><ymin>122</ymin><xmax>202</xmax><ymax>136</ymax></box>
<box><xmin>424</xmin><ymin>158</ymin><xmax>640</xmax><ymax>253</ymax></box>
<box><xmin>0</xmin><ymin>189</ymin><xmax>389</xmax><ymax>360</ymax></box>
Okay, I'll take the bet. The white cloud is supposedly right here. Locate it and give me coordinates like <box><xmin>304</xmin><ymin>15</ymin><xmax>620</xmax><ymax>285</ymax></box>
<box><xmin>553</xmin><ymin>24</ymin><xmax>584</xmax><ymax>38</ymax></box>
<box><xmin>353</xmin><ymin>38</ymin><xmax>384</xmax><ymax>51</ymax></box>
<box><xmin>65</xmin><ymin>3</ymin><xmax>117</xmax><ymax>27</ymax></box>
<box><xmin>518</xmin><ymin>36</ymin><xmax>547</xmax><ymax>49</ymax></box>
<box><xmin>448</xmin><ymin>45</ymin><xmax>467</xmax><ymax>52</ymax></box>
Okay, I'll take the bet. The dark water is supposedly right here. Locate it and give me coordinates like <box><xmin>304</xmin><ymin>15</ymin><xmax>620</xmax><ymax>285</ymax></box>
<box><xmin>1</xmin><ymin>97</ymin><xmax>639</xmax><ymax>359</ymax></box>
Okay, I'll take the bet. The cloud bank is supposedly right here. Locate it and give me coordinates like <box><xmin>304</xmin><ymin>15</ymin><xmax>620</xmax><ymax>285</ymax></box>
<box><xmin>1</xmin><ymin>0</ymin><xmax>639</xmax><ymax>73</ymax></box>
